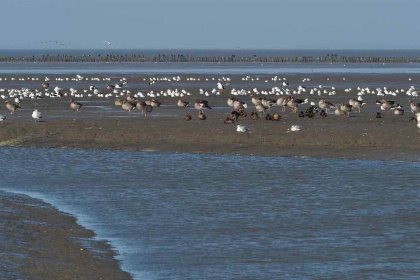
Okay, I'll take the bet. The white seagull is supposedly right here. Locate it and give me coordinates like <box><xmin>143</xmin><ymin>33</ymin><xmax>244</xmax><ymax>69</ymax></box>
<box><xmin>32</xmin><ymin>110</ymin><xmax>42</xmax><ymax>122</ymax></box>
<box><xmin>103</xmin><ymin>40</ymin><xmax>114</xmax><ymax>49</ymax></box>
<box><xmin>289</xmin><ymin>125</ymin><xmax>302</xmax><ymax>132</ymax></box>
<box><xmin>236</xmin><ymin>125</ymin><xmax>249</xmax><ymax>133</ymax></box>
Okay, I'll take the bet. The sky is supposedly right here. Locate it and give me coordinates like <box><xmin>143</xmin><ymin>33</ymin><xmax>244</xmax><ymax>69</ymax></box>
<box><xmin>0</xmin><ymin>0</ymin><xmax>419</xmax><ymax>50</ymax></box>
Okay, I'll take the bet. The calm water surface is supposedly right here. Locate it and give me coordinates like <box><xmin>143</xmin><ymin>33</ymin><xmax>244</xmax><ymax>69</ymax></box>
<box><xmin>1</xmin><ymin>62</ymin><xmax>420</xmax><ymax>75</ymax></box>
<box><xmin>0</xmin><ymin>147</ymin><xmax>419</xmax><ymax>280</ymax></box>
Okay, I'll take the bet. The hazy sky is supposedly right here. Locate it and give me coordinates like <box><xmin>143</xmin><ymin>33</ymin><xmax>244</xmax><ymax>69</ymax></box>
<box><xmin>1</xmin><ymin>0</ymin><xmax>419</xmax><ymax>49</ymax></box>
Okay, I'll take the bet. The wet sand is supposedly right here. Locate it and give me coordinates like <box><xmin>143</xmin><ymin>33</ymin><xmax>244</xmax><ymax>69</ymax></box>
<box><xmin>0</xmin><ymin>191</ymin><xmax>132</xmax><ymax>280</ymax></box>
<box><xmin>0</xmin><ymin>73</ymin><xmax>420</xmax><ymax>162</ymax></box>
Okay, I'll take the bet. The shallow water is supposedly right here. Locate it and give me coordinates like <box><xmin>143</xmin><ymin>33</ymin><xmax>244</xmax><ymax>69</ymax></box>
<box><xmin>1</xmin><ymin>62</ymin><xmax>420</xmax><ymax>75</ymax></box>
<box><xmin>0</xmin><ymin>147</ymin><xmax>419</xmax><ymax>280</ymax></box>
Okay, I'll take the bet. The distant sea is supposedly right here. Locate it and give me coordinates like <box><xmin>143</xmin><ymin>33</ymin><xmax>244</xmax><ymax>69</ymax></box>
<box><xmin>1</xmin><ymin>49</ymin><xmax>420</xmax><ymax>58</ymax></box>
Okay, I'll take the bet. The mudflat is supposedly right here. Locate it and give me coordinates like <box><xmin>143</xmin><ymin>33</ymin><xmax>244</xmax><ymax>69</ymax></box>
<box><xmin>0</xmin><ymin>191</ymin><xmax>132</xmax><ymax>279</ymax></box>
<box><xmin>0</xmin><ymin>73</ymin><xmax>419</xmax><ymax>161</ymax></box>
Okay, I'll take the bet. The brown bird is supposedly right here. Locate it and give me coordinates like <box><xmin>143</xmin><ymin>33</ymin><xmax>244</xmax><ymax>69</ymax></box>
<box><xmin>409</xmin><ymin>99</ymin><xmax>420</xmax><ymax>113</ymax></box>
<box><xmin>184</xmin><ymin>113</ymin><xmax>192</xmax><ymax>121</ymax></box>
<box><xmin>340</xmin><ymin>103</ymin><xmax>353</xmax><ymax>117</ymax></box>
<box><xmin>5</xmin><ymin>100</ymin><xmax>19</xmax><ymax>114</ymax></box>
<box><xmin>305</xmin><ymin>110</ymin><xmax>315</xmax><ymax>119</ymax></box>
<box><xmin>239</xmin><ymin>109</ymin><xmax>247</xmax><ymax>120</ymax></box>
<box><xmin>224</xmin><ymin>117</ymin><xmax>235</xmax><ymax>124</ymax></box>
<box><xmin>261</xmin><ymin>98</ymin><xmax>275</xmax><ymax>112</ymax></box>
<box><xmin>276</xmin><ymin>97</ymin><xmax>289</xmax><ymax>112</ymax></box>
<box><xmin>250</xmin><ymin>110</ymin><xmax>259</xmax><ymax>121</ymax></box>
<box><xmin>251</xmin><ymin>95</ymin><xmax>263</xmax><ymax>106</ymax></box>
<box><xmin>126</xmin><ymin>94</ymin><xmax>134</xmax><ymax>102</ymax></box>
<box><xmin>318</xmin><ymin>100</ymin><xmax>336</xmax><ymax>113</ymax></box>
<box><xmin>70</xmin><ymin>99</ymin><xmax>82</xmax><ymax>111</ymax></box>
<box><xmin>255</xmin><ymin>104</ymin><xmax>266</xmax><ymax>116</ymax></box>
<box><xmin>136</xmin><ymin>100</ymin><xmax>147</xmax><ymax>114</ymax></box>
<box><xmin>349</xmin><ymin>98</ymin><xmax>365</xmax><ymax>113</ymax></box>
<box><xmin>376</xmin><ymin>112</ymin><xmax>384</xmax><ymax>119</ymax></box>
<box><xmin>230</xmin><ymin>110</ymin><xmax>240</xmax><ymax>120</ymax></box>
<box><xmin>122</xmin><ymin>100</ymin><xmax>135</xmax><ymax>113</ymax></box>
<box><xmin>177</xmin><ymin>99</ymin><xmax>190</xmax><ymax>107</ymax></box>
<box><xmin>287</xmin><ymin>97</ymin><xmax>306</xmax><ymax>113</ymax></box>
<box><xmin>195</xmin><ymin>100</ymin><xmax>212</xmax><ymax>113</ymax></box>
<box><xmin>150</xmin><ymin>100</ymin><xmax>161</xmax><ymax>107</ymax></box>
<box><xmin>143</xmin><ymin>105</ymin><xmax>153</xmax><ymax>118</ymax></box>
<box><xmin>198</xmin><ymin>111</ymin><xmax>207</xmax><ymax>120</ymax></box>
<box><xmin>265</xmin><ymin>114</ymin><xmax>274</xmax><ymax>121</ymax></box>
<box><xmin>273</xmin><ymin>112</ymin><xmax>281</xmax><ymax>121</ymax></box>
<box><xmin>379</xmin><ymin>99</ymin><xmax>395</xmax><ymax>112</ymax></box>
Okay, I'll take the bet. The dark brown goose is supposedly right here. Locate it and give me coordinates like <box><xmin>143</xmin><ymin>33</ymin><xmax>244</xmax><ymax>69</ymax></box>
<box><xmin>250</xmin><ymin>110</ymin><xmax>259</xmax><ymax>121</ymax></box>
<box><xmin>224</xmin><ymin>117</ymin><xmax>235</xmax><ymax>124</ymax></box>
<box><xmin>198</xmin><ymin>111</ymin><xmax>207</xmax><ymax>120</ymax></box>
<box><xmin>272</xmin><ymin>112</ymin><xmax>281</xmax><ymax>121</ymax></box>
<box><xmin>184</xmin><ymin>113</ymin><xmax>192</xmax><ymax>121</ymax></box>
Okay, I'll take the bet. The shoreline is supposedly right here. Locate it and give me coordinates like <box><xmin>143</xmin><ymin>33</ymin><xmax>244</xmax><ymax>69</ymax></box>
<box><xmin>0</xmin><ymin>191</ymin><xmax>132</xmax><ymax>280</ymax></box>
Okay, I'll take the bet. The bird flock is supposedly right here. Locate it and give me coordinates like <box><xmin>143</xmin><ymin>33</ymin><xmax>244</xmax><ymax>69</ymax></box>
<box><xmin>0</xmin><ymin>74</ymin><xmax>419</xmax><ymax>133</ymax></box>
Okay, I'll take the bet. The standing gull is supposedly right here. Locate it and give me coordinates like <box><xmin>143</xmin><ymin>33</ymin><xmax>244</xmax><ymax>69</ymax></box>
<box><xmin>32</xmin><ymin>110</ymin><xmax>42</xmax><ymax>122</ymax></box>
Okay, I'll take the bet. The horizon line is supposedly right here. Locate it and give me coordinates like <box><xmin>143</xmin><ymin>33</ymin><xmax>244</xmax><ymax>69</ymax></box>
<box><xmin>1</xmin><ymin>48</ymin><xmax>420</xmax><ymax>51</ymax></box>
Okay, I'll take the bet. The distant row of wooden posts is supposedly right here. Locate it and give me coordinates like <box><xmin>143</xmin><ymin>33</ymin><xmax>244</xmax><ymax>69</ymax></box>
<box><xmin>0</xmin><ymin>54</ymin><xmax>419</xmax><ymax>63</ymax></box>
